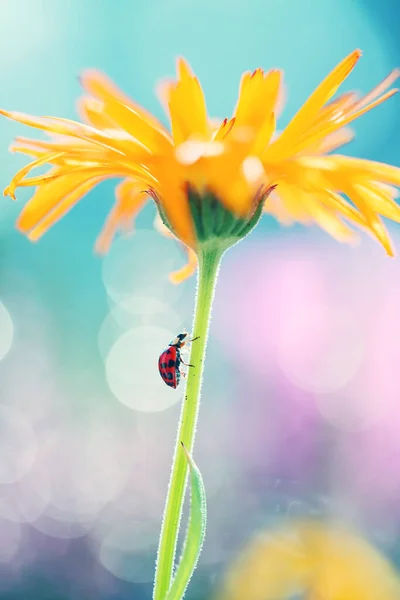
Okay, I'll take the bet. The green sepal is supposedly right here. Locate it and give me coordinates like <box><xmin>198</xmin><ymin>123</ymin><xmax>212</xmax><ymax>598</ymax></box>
<box><xmin>186</xmin><ymin>184</ymin><xmax>276</xmax><ymax>249</ymax></box>
<box><xmin>149</xmin><ymin>189</ymin><xmax>177</xmax><ymax>236</ymax></box>
<box><xmin>187</xmin><ymin>185</ymin><xmax>206</xmax><ymax>242</ymax></box>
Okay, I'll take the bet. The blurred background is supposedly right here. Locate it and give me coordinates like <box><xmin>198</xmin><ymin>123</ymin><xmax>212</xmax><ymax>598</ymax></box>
<box><xmin>1</xmin><ymin>0</ymin><xmax>400</xmax><ymax>598</ymax></box>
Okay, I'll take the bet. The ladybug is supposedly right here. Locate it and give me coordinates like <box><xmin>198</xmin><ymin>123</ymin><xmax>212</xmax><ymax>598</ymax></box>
<box><xmin>158</xmin><ymin>332</ymin><xmax>199</xmax><ymax>389</ymax></box>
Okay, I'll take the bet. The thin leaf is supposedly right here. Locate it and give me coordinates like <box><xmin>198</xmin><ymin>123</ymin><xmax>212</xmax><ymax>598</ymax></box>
<box><xmin>165</xmin><ymin>443</ymin><xmax>207</xmax><ymax>600</ymax></box>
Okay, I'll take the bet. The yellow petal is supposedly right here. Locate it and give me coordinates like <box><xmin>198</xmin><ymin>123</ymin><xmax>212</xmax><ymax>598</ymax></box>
<box><xmin>321</xmin><ymin>189</ymin><xmax>368</xmax><ymax>228</ymax></box>
<box><xmin>169</xmin><ymin>248</ymin><xmax>198</xmax><ymax>284</ymax></box>
<box><xmin>76</xmin><ymin>96</ymin><xmax>114</xmax><ymax>130</ymax></box>
<box><xmin>10</xmin><ymin>135</ymin><xmax>127</xmax><ymax>167</ymax></box>
<box><xmin>354</xmin><ymin>182</ymin><xmax>400</xmax><ymax>222</ymax></box>
<box><xmin>351</xmin><ymin>68</ymin><xmax>400</xmax><ymax>111</ymax></box>
<box><xmin>150</xmin><ymin>158</ymin><xmax>196</xmax><ymax>248</ymax></box>
<box><xmin>17</xmin><ymin>167</ymin><xmax>139</xmax><ymax>233</ymax></box>
<box><xmin>218</xmin><ymin>520</ymin><xmax>400</xmax><ymax>600</ymax></box>
<box><xmin>288</xmin><ymin>88</ymin><xmax>398</xmax><ymax>157</ymax></box>
<box><xmin>95</xmin><ymin>179</ymin><xmax>148</xmax><ymax>253</ymax></box>
<box><xmin>153</xmin><ymin>213</ymin><xmax>198</xmax><ymax>283</ymax></box>
<box><xmin>168</xmin><ymin>57</ymin><xmax>210</xmax><ymax>145</ymax></box>
<box><xmin>156</xmin><ymin>79</ymin><xmax>175</xmax><ymax>116</ymax></box>
<box><xmin>302</xmin><ymin>155</ymin><xmax>400</xmax><ymax>187</ymax></box>
<box><xmin>4</xmin><ymin>152</ymin><xmax>65</xmax><ymax>199</ymax></box>
<box><xmin>308</xmin><ymin>91</ymin><xmax>358</xmax><ymax>131</ymax></box>
<box><xmin>252</xmin><ymin>111</ymin><xmax>276</xmax><ymax>155</ymax></box>
<box><xmin>270</xmin><ymin>49</ymin><xmax>362</xmax><ymax>156</ymax></box>
<box><xmin>310</xmin><ymin>127</ymin><xmax>354</xmax><ymax>154</ymax></box>
<box><xmin>346</xmin><ymin>183</ymin><xmax>395</xmax><ymax>255</ymax></box>
<box><xmin>79</xmin><ymin>70</ymin><xmax>168</xmax><ymax>133</ymax></box>
<box><xmin>213</xmin><ymin>118</ymin><xmax>236</xmax><ymax>141</ymax></box>
<box><xmin>99</xmin><ymin>99</ymin><xmax>172</xmax><ymax>154</ymax></box>
<box><xmin>0</xmin><ymin>109</ymin><xmax>146</xmax><ymax>158</ymax></box>
<box><xmin>265</xmin><ymin>182</ymin><xmax>313</xmax><ymax>224</ymax></box>
<box><xmin>234</xmin><ymin>68</ymin><xmax>281</xmax><ymax>139</ymax></box>
<box><xmin>28</xmin><ymin>176</ymin><xmax>108</xmax><ymax>241</ymax></box>
<box><xmin>305</xmin><ymin>196</ymin><xmax>359</xmax><ymax>243</ymax></box>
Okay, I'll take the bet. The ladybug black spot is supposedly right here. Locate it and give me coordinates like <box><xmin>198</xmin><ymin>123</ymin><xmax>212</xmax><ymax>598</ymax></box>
<box><xmin>168</xmin><ymin>359</ymin><xmax>176</xmax><ymax>367</ymax></box>
<box><xmin>166</xmin><ymin>372</ymin><xmax>174</xmax><ymax>380</ymax></box>
<box><xmin>166</xmin><ymin>381</ymin><xmax>175</xmax><ymax>387</ymax></box>
<box><xmin>161</xmin><ymin>362</ymin><xmax>168</xmax><ymax>369</ymax></box>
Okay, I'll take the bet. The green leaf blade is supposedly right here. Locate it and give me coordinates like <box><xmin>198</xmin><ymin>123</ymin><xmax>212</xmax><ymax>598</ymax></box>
<box><xmin>165</xmin><ymin>443</ymin><xmax>207</xmax><ymax>600</ymax></box>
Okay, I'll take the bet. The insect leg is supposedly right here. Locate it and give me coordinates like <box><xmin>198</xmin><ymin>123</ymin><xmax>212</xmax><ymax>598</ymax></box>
<box><xmin>180</xmin><ymin>358</ymin><xmax>194</xmax><ymax>367</ymax></box>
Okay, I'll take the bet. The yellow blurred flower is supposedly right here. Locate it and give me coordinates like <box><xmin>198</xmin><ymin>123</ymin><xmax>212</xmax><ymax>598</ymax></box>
<box><xmin>216</xmin><ymin>520</ymin><xmax>400</xmax><ymax>600</ymax></box>
<box><xmin>2</xmin><ymin>50</ymin><xmax>400</xmax><ymax>282</ymax></box>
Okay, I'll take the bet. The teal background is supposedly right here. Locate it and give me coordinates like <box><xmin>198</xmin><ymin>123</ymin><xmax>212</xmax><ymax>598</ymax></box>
<box><xmin>1</xmin><ymin>0</ymin><xmax>400</xmax><ymax>598</ymax></box>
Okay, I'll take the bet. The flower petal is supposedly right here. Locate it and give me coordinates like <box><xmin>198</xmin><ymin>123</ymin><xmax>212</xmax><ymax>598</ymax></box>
<box><xmin>269</xmin><ymin>49</ymin><xmax>362</xmax><ymax>157</ymax></box>
<box><xmin>76</xmin><ymin>96</ymin><xmax>114</xmax><ymax>129</ymax></box>
<box><xmin>154</xmin><ymin>213</ymin><xmax>198</xmax><ymax>283</ymax></box>
<box><xmin>353</xmin><ymin>182</ymin><xmax>400</xmax><ymax>222</ymax></box>
<box><xmin>27</xmin><ymin>176</ymin><xmax>108</xmax><ymax>241</ymax></box>
<box><xmin>95</xmin><ymin>179</ymin><xmax>148</xmax><ymax>253</ymax></box>
<box><xmin>99</xmin><ymin>99</ymin><xmax>172</xmax><ymax>154</ymax></box>
<box><xmin>309</xmin><ymin>127</ymin><xmax>354</xmax><ymax>154</ymax></box>
<box><xmin>169</xmin><ymin>248</ymin><xmax>198</xmax><ymax>284</ymax></box>
<box><xmin>345</xmin><ymin>183</ymin><xmax>395</xmax><ymax>255</ymax></box>
<box><xmin>234</xmin><ymin>68</ymin><xmax>281</xmax><ymax>152</ymax></box>
<box><xmin>213</xmin><ymin>117</ymin><xmax>236</xmax><ymax>141</ymax></box>
<box><xmin>16</xmin><ymin>167</ymin><xmax>145</xmax><ymax>234</ymax></box>
<box><xmin>79</xmin><ymin>70</ymin><xmax>169</xmax><ymax>133</ymax></box>
<box><xmin>288</xmin><ymin>88</ymin><xmax>398</xmax><ymax>157</ymax></box>
<box><xmin>150</xmin><ymin>158</ymin><xmax>196</xmax><ymax>247</ymax></box>
<box><xmin>168</xmin><ymin>58</ymin><xmax>210</xmax><ymax>145</ymax></box>
<box><xmin>0</xmin><ymin>109</ymin><xmax>147</xmax><ymax>158</ymax></box>
<box><xmin>351</xmin><ymin>68</ymin><xmax>400</xmax><ymax>111</ymax></box>
<box><xmin>78</xmin><ymin>72</ymin><xmax>174</xmax><ymax>155</ymax></box>
<box><xmin>4</xmin><ymin>152</ymin><xmax>65</xmax><ymax>199</ymax></box>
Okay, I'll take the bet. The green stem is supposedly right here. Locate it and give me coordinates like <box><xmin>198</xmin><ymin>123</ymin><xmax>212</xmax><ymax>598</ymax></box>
<box><xmin>153</xmin><ymin>243</ymin><xmax>223</xmax><ymax>600</ymax></box>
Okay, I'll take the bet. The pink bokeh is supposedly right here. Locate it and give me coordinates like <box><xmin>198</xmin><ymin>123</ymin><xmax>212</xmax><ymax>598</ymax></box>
<box><xmin>214</xmin><ymin>232</ymin><xmax>400</xmax><ymax>516</ymax></box>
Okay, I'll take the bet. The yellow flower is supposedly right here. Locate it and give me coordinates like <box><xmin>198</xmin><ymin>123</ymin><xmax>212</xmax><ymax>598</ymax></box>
<box><xmin>2</xmin><ymin>50</ymin><xmax>400</xmax><ymax>282</ymax></box>
<box><xmin>216</xmin><ymin>519</ymin><xmax>400</xmax><ymax>600</ymax></box>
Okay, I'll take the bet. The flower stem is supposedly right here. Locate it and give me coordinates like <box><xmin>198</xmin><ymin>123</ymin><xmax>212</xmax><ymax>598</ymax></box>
<box><xmin>153</xmin><ymin>243</ymin><xmax>223</xmax><ymax>600</ymax></box>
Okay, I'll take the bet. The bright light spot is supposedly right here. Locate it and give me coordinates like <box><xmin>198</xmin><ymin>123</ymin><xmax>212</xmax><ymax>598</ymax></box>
<box><xmin>31</xmin><ymin>513</ymin><xmax>93</xmax><ymax>539</ymax></box>
<box><xmin>278</xmin><ymin>305</ymin><xmax>365</xmax><ymax>394</ymax></box>
<box><xmin>0</xmin><ymin>406</ymin><xmax>37</xmax><ymax>483</ymax></box>
<box><xmin>0</xmin><ymin>519</ymin><xmax>21</xmax><ymax>563</ymax></box>
<box><xmin>29</xmin><ymin>419</ymin><xmax>140</xmax><ymax>538</ymax></box>
<box><xmin>98</xmin><ymin>299</ymin><xmax>184</xmax><ymax>361</ymax></box>
<box><xmin>98</xmin><ymin>313</ymin><xmax>125</xmax><ymax>363</ymax></box>
<box><xmin>314</xmin><ymin>376</ymin><xmax>394</xmax><ymax>432</ymax></box>
<box><xmin>175</xmin><ymin>140</ymin><xmax>224</xmax><ymax>165</ymax></box>
<box><xmin>31</xmin><ymin>422</ymin><xmax>133</xmax><ymax>524</ymax></box>
<box><xmin>102</xmin><ymin>229</ymin><xmax>186</xmax><ymax>305</ymax></box>
<box><xmin>71</xmin><ymin>423</ymin><xmax>133</xmax><ymax>505</ymax></box>
<box><xmin>99</xmin><ymin>520</ymin><xmax>159</xmax><ymax>583</ymax></box>
<box><xmin>0</xmin><ymin>471</ymin><xmax>49</xmax><ymax>524</ymax></box>
<box><xmin>242</xmin><ymin>156</ymin><xmax>265</xmax><ymax>183</ymax></box>
<box><xmin>112</xmin><ymin>295</ymin><xmax>186</xmax><ymax>329</ymax></box>
<box><xmin>105</xmin><ymin>325</ymin><xmax>184</xmax><ymax>412</ymax></box>
<box><xmin>113</xmin><ymin>295</ymin><xmax>178</xmax><ymax>321</ymax></box>
<box><xmin>0</xmin><ymin>302</ymin><xmax>14</xmax><ymax>361</ymax></box>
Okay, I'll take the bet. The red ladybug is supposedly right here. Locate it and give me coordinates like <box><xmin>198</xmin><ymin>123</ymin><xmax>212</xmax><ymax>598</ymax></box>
<box><xmin>158</xmin><ymin>332</ymin><xmax>199</xmax><ymax>389</ymax></box>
